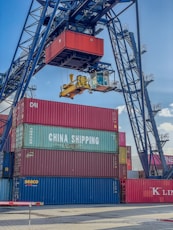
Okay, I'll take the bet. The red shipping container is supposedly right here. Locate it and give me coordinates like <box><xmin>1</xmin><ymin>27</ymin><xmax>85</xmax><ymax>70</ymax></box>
<box><xmin>0</xmin><ymin>114</ymin><xmax>11</xmax><ymax>152</ymax></box>
<box><xmin>122</xmin><ymin>179</ymin><xmax>173</xmax><ymax>203</ymax></box>
<box><xmin>120</xmin><ymin>179</ymin><xmax>126</xmax><ymax>203</ymax></box>
<box><xmin>12</xmin><ymin>107</ymin><xmax>17</xmax><ymax>128</ymax></box>
<box><xmin>119</xmin><ymin>164</ymin><xmax>127</xmax><ymax>179</ymax></box>
<box><xmin>126</xmin><ymin>146</ymin><xmax>132</xmax><ymax>170</ymax></box>
<box><xmin>13</xmin><ymin>149</ymin><xmax>119</xmax><ymax>177</ymax></box>
<box><xmin>149</xmin><ymin>154</ymin><xmax>173</xmax><ymax>166</ymax></box>
<box><xmin>13</xmin><ymin>98</ymin><xmax>118</xmax><ymax>131</ymax></box>
<box><xmin>11</xmin><ymin>128</ymin><xmax>16</xmax><ymax>152</ymax></box>
<box><xmin>0</xmin><ymin>114</ymin><xmax>8</xmax><ymax>135</ymax></box>
<box><xmin>118</xmin><ymin>132</ymin><xmax>126</xmax><ymax>147</ymax></box>
<box><xmin>45</xmin><ymin>30</ymin><xmax>103</xmax><ymax>67</ymax></box>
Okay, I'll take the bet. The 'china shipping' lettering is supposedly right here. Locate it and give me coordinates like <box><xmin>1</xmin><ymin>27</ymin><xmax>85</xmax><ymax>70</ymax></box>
<box><xmin>48</xmin><ymin>133</ymin><xmax>99</xmax><ymax>145</ymax></box>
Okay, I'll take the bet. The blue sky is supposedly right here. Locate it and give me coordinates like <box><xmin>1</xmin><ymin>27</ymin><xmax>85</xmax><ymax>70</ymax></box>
<box><xmin>0</xmin><ymin>1</ymin><xmax>173</xmax><ymax>164</ymax></box>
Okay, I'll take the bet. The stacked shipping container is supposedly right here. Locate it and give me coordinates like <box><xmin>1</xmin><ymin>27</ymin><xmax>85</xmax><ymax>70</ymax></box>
<box><xmin>118</xmin><ymin>132</ymin><xmax>127</xmax><ymax>179</ymax></box>
<box><xmin>118</xmin><ymin>133</ymin><xmax>133</xmax><ymax>179</ymax></box>
<box><xmin>0</xmin><ymin>114</ymin><xmax>8</xmax><ymax>134</ymax></box>
<box><xmin>13</xmin><ymin>177</ymin><xmax>120</xmax><ymax>205</ymax></box>
<box><xmin>0</xmin><ymin>114</ymin><xmax>11</xmax><ymax>153</ymax></box>
<box><xmin>0</xmin><ymin>114</ymin><xmax>13</xmax><ymax>200</ymax></box>
<box><xmin>126</xmin><ymin>146</ymin><xmax>132</xmax><ymax>170</ymax></box>
<box><xmin>12</xmin><ymin>98</ymin><xmax>120</xmax><ymax>204</ymax></box>
<box><xmin>12</xmin><ymin>98</ymin><xmax>118</xmax><ymax>131</ymax></box>
<box><xmin>13</xmin><ymin>149</ymin><xmax>119</xmax><ymax>177</ymax></box>
<box><xmin>149</xmin><ymin>154</ymin><xmax>173</xmax><ymax>176</ymax></box>
<box><xmin>14</xmin><ymin>124</ymin><xmax>118</xmax><ymax>152</ymax></box>
<box><xmin>121</xmin><ymin>179</ymin><xmax>173</xmax><ymax>203</ymax></box>
<box><xmin>0</xmin><ymin>179</ymin><xmax>12</xmax><ymax>201</ymax></box>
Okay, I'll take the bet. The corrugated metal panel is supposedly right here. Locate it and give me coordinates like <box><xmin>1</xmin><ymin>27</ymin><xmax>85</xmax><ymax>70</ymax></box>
<box><xmin>118</xmin><ymin>132</ymin><xmax>126</xmax><ymax>147</ymax></box>
<box><xmin>119</xmin><ymin>164</ymin><xmax>127</xmax><ymax>179</ymax></box>
<box><xmin>11</xmin><ymin>128</ymin><xmax>16</xmax><ymax>152</ymax></box>
<box><xmin>149</xmin><ymin>154</ymin><xmax>173</xmax><ymax>167</ymax></box>
<box><xmin>122</xmin><ymin>179</ymin><xmax>173</xmax><ymax>203</ymax></box>
<box><xmin>65</xmin><ymin>30</ymin><xmax>103</xmax><ymax>56</ymax></box>
<box><xmin>45</xmin><ymin>30</ymin><xmax>103</xmax><ymax>64</ymax></box>
<box><xmin>3</xmin><ymin>134</ymin><xmax>11</xmax><ymax>153</ymax></box>
<box><xmin>0</xmin><ymin>152</ymin><xmax>4</xmax><ymax>178</ymax></box>
<box><xmin>0</xmin><ymin>179</ymin><xmax>11</xmax><ymax>201</ymax></box>
<box><xmin>3</xmin><ymin>152</ymin><xmax>14</xmax><ymax>178</ymax></box>
<box><xmin>126</xmin><ymin>146</ymin><xmax>131</xmax><ymax>154</ymax></box>
<box><xmin>13</xmin><ymin>98</ymin><xmax>118</xmax><ymax>131</ymax></box>
<box><xmin>15</xmin><ymin>124</ymin><xmax>118</xmax><ymax>153</ymax></box>
<box><xmin>0</xmin><ymin>115</ymin><xmax>11</xmax><ymax>152</ymax></box>
<box><xmin>164</xmin><ymin>155</ymin><xmax>173</xmax><ymax>165</ymax></box>
<box><xmin>126</xmin><ymin>146</ymin><xmax>132</xmax><ymax>170</ymax></box>
<box><xmin>0</xmin><ymin>114</ymin><xmax>8</xmax><ymax>135</ymax></box>
<box><xmin>12</xmin><ymin>107</ymin><xmax>17</xmax><ymax>128</ymax></box>
<box><xmin>119</xmin><ymin>147</ymin><xmax>127</xmax><ymax>164</ymax></box>
<box><xmin>13</xmin><ymin>149</ymin><xmax>119</xmax><ymax>177</ymax></box>
<box><xmin>14</xmin><ymin>177</ymin><xmax>120</xmax><ymax>205</ymax></box>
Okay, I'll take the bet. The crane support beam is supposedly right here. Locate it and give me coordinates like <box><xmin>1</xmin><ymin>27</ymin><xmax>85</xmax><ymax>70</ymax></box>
<box><xmin>0</xmin><ymin>0</ymin><xmax>61</xmax><ymax>152</ymax></box>
<box><xmin>0</xmin><ymin>0</ymin><xmax>134</xmax><ymax>102</ymax></box>
<box><xmin>1</xmin><ymin>0</ymin><xmax>170</xmax><ymax>179</ymax></box>
<box><xmin>106</xmin><ymin>8</ymin><xmax>169</xmax><ymax>178</ymax></box>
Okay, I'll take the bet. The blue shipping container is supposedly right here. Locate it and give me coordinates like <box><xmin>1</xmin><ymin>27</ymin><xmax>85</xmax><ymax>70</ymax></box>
<box><xmin>3</xmin><ymin>152</ymin><xmax>14</xmax><ymax>178</ymax></box>
<box><xmin>14</xmin><ymin>177</ymin><xmax>120</xmax><ymax>205</ymax></box>
<box><xmin>0</xmin><ymin>179</ymin><xmax>12</xmax><ymax>201</ymax></box>
<box><xmin>0</xmin><ymin>152</ymin><xmax>4</xmax><ymax>178</ymax></box>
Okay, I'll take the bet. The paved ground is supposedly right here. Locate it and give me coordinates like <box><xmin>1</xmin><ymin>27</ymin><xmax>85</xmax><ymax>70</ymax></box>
<box><xmin>0</xmin><ymin>204</ymin><xmax>173</xmax><ymax>230</ymax></box>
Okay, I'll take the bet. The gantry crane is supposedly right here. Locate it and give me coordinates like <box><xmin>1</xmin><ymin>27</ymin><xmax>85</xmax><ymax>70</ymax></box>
<box><xmin>0</xmin><ymin>0</ymin><xmax>172</xmax><ymax>178</ymax></box>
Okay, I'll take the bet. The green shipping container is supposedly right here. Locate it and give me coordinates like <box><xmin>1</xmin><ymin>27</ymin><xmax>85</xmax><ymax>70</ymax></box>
<box><xmin>15</xmin><ymin>124</ymin><xmax>118</xmax><ymax>153</ymax></box>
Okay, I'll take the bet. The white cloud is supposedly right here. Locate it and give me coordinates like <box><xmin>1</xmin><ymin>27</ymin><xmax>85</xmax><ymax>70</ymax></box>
<box><xmin>119</xmin><ymin>126</ymin><xmax>122</xmax><ymax>130</ymax></box>
<box><xmin>116</xmin><ymin>105</ymin><xmax>126</xmax><ymax>115</ymax></box>
<box><xmin>0</xmin><ymin>101</ymin><xmax>11</xmax><ymax>114</ymax></box>
<box><xmin>158</xmin><ymin>122</ymin><xmax>173</xmax><ymax>155</ymax></box>
<box><xmin>158</xmin><ymin>122</ymin><xmax>173</xmax><ymax>132</ymax></box>
<box><xmin>165</xmin><ymin>147</ymin><xmax>173</xmax><ymax>155</ymax></box>
<box><xmin>159</xmin><ymin>104</ymin><xmax>173</xmax><ymax>117</ymax></box>
<box><xmin>0</xmin><ymin>94</ymin><xmax>14</xmax><ymax>114</ymax></box>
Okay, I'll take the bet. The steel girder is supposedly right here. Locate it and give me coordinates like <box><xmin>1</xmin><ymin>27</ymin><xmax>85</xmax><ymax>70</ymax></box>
<box><xmin>106</xmin><ymin>9</ymin><xmax>169</xmax><ymax>178</ymax></box>
<box><xmin>0</xmin><ymin>0</ymin><xmax>61</xmax><ymax>152</ymax></box>
<box><xmin>0</xmin><ymin>0</ymin><xmax>134</xmax><ymax>102</ymax></box>
<box><xmin>0</xmin><ymin>0</ymin><xmax>134</xmax><ymax>152</ymax></box>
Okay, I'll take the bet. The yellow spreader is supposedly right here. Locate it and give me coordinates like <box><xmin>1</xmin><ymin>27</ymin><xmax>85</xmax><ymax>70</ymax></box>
<box><xmin>59</xmin><ymin>74</ymin><xmax>91</xmax><ymax>99</ymax></box>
